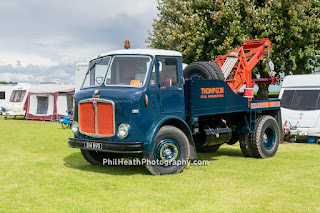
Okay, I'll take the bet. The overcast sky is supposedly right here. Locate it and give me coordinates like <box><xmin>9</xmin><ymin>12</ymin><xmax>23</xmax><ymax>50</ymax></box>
<box><xmin>0</xmin><ymin>0</ymin><xmax>158</xmax><ymax>84</ymax></box>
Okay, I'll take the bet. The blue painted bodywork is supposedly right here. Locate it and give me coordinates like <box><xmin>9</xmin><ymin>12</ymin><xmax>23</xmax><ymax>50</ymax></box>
<box><xmin>184</xmin><ymin>79</ymin><xmax>249</xmax><ymax>126</ymax></box>
<box><xmin>72</xmin><ymin>53</ymin><xmax>281</xmax><ymax>156</ymax></box>
<box><xmin>73</xmin><ymin>55</ymin><xmax>188</xmax><ymax>154</ymax></box>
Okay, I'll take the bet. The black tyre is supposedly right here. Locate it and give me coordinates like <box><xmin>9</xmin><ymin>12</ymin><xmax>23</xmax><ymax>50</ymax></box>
<box><xmin>199</xmin><ymin>144</ymin><xmax>220</xmax><ymax>153</ymax></box>
<box><xmin>183</xmin><ymin>62</ymin><xmax>218</xmax><ymax>80</ymax></box>
<box><xmin>144</xmin><ymin>125</ymin><xmax>190</xmax><ymax>175</ymax></box>
<box><xmin>227</xmin><ymin>133</ymin><xmax>239</xmax><ymax>145</ymax></box>
<box><xmin>61</xmin><ymin>123</ymin><xmax>69</xmax><ymax>129</ymax></box>
<box><xmin>205</xmin><ymin>62</ymin><xmax>224</xmax><ymax>80</ymax></box>
<box><xmin>4</xmin><ymin>116</ymin><xmax>7</xmax><ymax>120</ymax></box>
<box><xmin>239</xmin><ymin>133</ymin><xmax>253</xmax><ymax>157</ymax></box>
<box><xmin>251</xmin><ymin>115</ymin><xmax>280</xmax><ymax>158</ymax></box>
<box><xmin>81</xmin><ymin>149</ymin><xmax>118</xmax><ymax>165</ymax></box>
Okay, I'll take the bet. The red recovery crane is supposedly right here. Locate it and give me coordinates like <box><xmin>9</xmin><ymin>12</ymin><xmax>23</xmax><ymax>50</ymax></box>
<box><xmin>212</xmin><ymin>38</ymin><xmax>276</xmax><ymax>97</ymax></box>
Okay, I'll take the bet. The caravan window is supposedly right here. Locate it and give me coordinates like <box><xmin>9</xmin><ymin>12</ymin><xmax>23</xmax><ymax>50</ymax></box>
<box><xmin>0</xmin><ymin>91</ymin><xmax>4</xmax><ymax>100</ymax></box>
<box><xmin>36</xmin><ymin>96</ymin><xmax>49</xmax><ymax>114</ymax></box>
<box><xmin>281</xmin><ymin>90</ymin><xmax>295</xmax><ymax>109</ymax></box>
<box><xmin>291</xmin><ymin>90</ymin><xmax>320</xmax><ymax>110</ymax></box>
<box><xmin>10</xmin><ymin>90</ymin><xmax>26</xmax><ymax>102</ymax></box>
<box><xmin>281</xmin><ymin>90</ymin><xmax>320</xmax><ymax>110</ymax></box>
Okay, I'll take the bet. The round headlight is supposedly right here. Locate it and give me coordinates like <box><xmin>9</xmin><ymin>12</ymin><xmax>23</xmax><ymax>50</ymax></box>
<box><xmin>71</xmin><ymin>121</ymin><xmax>79</xmax><ymax>134</ymax></box>
<box><xmin>118</xmin><ymin>123</ymin><xmax>129</xmax><ymax>139</ymax></box>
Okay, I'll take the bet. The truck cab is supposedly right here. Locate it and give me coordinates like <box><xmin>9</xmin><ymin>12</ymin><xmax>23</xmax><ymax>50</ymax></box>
<box><xmin>69</xmin><ymin>47</ymin><xmax>281</xmax><ymax>175</ymax></box>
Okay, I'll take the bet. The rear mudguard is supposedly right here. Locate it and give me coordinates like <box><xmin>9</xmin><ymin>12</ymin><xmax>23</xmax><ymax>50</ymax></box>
<box><xmin>144</xmin><ymin>115</ymin><xmax>197</xmax><ymax>159</ymax></box>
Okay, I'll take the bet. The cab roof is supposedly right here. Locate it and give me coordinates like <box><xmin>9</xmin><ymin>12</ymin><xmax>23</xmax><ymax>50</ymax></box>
<box><xmin>95</xmin><ymin>49</ymin><xmax>182</xmax><ymax>60</ymax></box>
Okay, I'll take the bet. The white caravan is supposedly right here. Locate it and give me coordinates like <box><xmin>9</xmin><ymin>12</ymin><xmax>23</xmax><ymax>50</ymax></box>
<box><xmin>75</xmin><ymin>63</ymin><xmax>89</xmax><ymax>93</ymax></box>
<box><xmin>3</xmin><ymin>83</ymin><xmax>31</xmax><ymax>119</ymax></box>
<box><xmin>279</xmin><ymin>74</ymin><xmax>320</xmax><ymax>140</ymax></box>
<box><xmin>0</xmin><ymin>85</ymin><xmax>14</xmax><ymax>114</ymax></box>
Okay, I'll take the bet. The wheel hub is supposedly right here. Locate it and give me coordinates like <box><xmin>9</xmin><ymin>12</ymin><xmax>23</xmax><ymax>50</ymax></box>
<box><xmin>189</xmin><ymin>73</ymin><xmax>204</xmax><ymax>79</ymax></box>
<box><xmin>263</xmin><ymin>127</ymin><xmax>275</xmax><ymax>150</ymax></box>
<box><xmin>154</xmin><ymin>139</ymin><xmax>180</xmax><ymax>164</ymax></box>
<box><xmin>163</xmin><ymin>148</ymin><xmax>173</xmax><ymax>158</ymax></box>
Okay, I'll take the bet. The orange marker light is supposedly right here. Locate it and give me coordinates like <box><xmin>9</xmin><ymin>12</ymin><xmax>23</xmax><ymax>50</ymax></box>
<box><xmin>144</xmin><ymin>94</ymin><xmax>148</xmax><ymax>106</ymax></box>
<box><xmin>124</xmin><ymin>40</ymin><xmax>130</xmax><ymax>49</ymax></box>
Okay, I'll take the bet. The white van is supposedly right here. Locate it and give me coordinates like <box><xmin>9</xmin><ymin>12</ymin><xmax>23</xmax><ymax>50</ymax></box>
<box><xmin>0</xmin><ymin>85</ymin><xmax>14</xmax><ymax>114</ymax></box>
<box><xmin>75</xmin><ymin>63</ymin><xmax>89</xmax><ymax>93</ymax></box>
<box><xmin>279</xmin><ymin>74</ymin><xmax>320</xmax><ymax>141</ymax></box>
<box><xmin>3</xmin><ymin>83</ymin><xmax>31</xmax><ymax>119</ymax></box>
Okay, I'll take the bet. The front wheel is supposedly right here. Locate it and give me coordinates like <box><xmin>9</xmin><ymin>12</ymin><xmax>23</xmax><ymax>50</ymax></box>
<box><xmin>81</xmin><ymin>149</ymin><xmax>118</xmax><ymax>165</ymax></box>
<box><xmin>144</xmin><ymin>125</ymin><xmax>190</xmax><ymax>175</ymax></box>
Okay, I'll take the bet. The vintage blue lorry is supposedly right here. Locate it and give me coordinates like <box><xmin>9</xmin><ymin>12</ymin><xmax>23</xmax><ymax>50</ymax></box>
<box><xmin>68</xmin><ymin>43</ymin><xmax>281</xmax><ymax>175</ymax></box>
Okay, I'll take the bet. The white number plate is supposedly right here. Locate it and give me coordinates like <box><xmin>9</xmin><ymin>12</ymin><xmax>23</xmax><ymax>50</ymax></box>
<box><xmin>84</xmin><ymin>142</ymin><xmax>102</xmax><ymax>149</ymax></box>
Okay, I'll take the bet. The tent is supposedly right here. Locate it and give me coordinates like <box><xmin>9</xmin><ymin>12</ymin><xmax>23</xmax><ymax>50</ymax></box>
<box><xmin>24</xmin><ymin>84</ymin><xmax>75</xmax><ymax>121</ymax></box>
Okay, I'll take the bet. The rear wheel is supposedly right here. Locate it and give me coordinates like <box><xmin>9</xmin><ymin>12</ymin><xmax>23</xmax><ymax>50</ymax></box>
<box><xmin>239</xmin><ymin>134</ymin><xmax>253</xmax><ymax>157</ymax></box>
<box><xmin>81</xmin><ymin>149</ymin><xmax>118</xmax><ymax>165</ymax></box>
<box><xmin>144</xmin><ymin>125</ymin><xmax>190</xmax><ymax>175</ymax></box>
<box><xmin>251</xmin><ymin>115</ymin><xmax>280</xmax><ymax>158</ymax></box>
<box><xmin>227</xmin><ymin>133</ymin><xmax>239</xmax><ymax>145</ymax></box>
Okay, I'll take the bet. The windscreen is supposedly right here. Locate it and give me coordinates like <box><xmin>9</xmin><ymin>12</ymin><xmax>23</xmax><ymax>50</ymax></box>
<box><xmin>9</xmin><ymin>90</ymin><xmax>26</xmax><ymax>102</ymax></box>
<box><xmin>82</xmin><ymin>57</ymin><xmax>111</xmax><ymax>88</ymax></box>
<box><xmin>105</xmin><ymin>56</ymin><xmax>152</xmax><ymax>87</ymax></box>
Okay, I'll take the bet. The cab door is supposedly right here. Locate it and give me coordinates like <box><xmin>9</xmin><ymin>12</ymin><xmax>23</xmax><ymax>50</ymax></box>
<box><xmin>156</xmin><ymin>56</ymin><xmax>185</xmax><ymax>118</ymax></box>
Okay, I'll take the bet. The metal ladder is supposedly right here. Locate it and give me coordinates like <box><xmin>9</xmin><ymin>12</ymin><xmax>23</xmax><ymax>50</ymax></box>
<box><xmin>221</xmin><ymin>52</ymin><xmax>239</xmax><ymax>79</ymax></box>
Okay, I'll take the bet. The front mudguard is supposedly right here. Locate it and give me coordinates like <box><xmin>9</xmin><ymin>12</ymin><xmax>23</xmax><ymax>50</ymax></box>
<box><xmin>144</xmin><ymin>115</ymin><xmax>197</xmax><ymax>159</ymax></box>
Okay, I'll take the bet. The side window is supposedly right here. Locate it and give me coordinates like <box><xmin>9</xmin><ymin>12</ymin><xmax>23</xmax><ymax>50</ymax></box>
<box><xmin>158</xmin><ymin>58</ymin><xmax>178</xmax><ymax>87</ymax></box>
<box><xmin>150</xmin><ymin>66</ymin><xmax>157</xmax><ymax>86</ymax></box>
<box><xmin>0</xmin><ymin>91</ymin><xmax>5</xmax><ymax>100</ymax></box>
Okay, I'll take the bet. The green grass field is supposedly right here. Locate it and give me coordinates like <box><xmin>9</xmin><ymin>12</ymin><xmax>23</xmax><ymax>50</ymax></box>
<box><xmin>1</xmin><ymin>116</ymin><xmax>319</xmax><ymax>212</ymax></box>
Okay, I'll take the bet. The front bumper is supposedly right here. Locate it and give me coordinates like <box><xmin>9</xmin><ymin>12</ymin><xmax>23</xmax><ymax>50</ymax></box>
<box><xmin>68</xmin><ymin>137</ymin><xmax>144</xmax><ymax>154</ymax></box>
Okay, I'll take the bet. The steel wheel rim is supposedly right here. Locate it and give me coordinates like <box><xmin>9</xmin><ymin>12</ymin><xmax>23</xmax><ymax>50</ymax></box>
<box><xmin>263</xmin><ymin>126</ymin><xmax>275</xmax><ymax>150</ymax></box>
<box><xmin>189</xmin><ymin>73</ymin><xmax>204</xmax><ymax>79</ymax></box>
<box><xmin>154</xmin><ymin>139</ymin><xmax>180</xmax><ymax>165</ymax></box>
